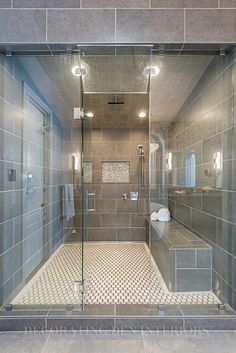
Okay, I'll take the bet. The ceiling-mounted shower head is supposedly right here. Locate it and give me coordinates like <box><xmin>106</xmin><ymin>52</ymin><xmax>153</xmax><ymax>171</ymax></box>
<box><xmin>108</xmin><ymin>95</ymin><xmax>124</xmax><ymax>105</ymax></box>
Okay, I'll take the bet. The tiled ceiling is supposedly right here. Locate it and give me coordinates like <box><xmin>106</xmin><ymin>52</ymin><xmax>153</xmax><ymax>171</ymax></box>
<box><xmin>84</xmin><ymin>93</ymin><xmax>149</xmax><ymax>127</ymax></box>
<box><xmin>19</xmin><ymin>54</ymin><xmax>213</xmax><ymax>126</ymax></box>
<box><xmin>150</xmin><ymin>55</ymin><xmax>213</xmax><ymax>122</ymax></box>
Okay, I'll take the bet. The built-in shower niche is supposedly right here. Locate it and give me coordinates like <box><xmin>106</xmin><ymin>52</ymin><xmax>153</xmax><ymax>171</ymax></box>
<box><xmin>101</xmin><ymin>161</ymin><xmax>130</xmax><ymax>183</ymax></box>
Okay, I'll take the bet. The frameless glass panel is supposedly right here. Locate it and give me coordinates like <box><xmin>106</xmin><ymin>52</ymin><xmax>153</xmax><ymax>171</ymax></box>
<box><xmin>0</xmin><ymin>54</ymin><xmax>85</xmax><ymax>309</ymax></box>
<box><xmin>149</xmin><ymin>51</ymin><xmax>236</xmax><ymax>311</ymax></box>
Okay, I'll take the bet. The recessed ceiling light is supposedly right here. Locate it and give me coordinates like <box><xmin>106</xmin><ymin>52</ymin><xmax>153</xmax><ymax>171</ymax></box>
<box><xmin>138</xmin><ymin>111</ymin><xmax>146</xmax><ymax>118</ymax></box>
<box><xmin>86</xmin><ymin>112</ymin><xmax>94</xmax><ymax>118</ymax></box>
<box><xmin>143</xmin><ymin>65</ymin><xmax>160</xmax><ymax>76</ymax></box>
<box><xmin>71</xmin><ymin>66</ymin><xmax>88</xmax><ymax>77</ymax></box>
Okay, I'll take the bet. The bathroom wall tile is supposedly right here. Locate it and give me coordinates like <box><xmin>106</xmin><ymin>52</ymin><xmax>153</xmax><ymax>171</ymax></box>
<box><xmin>13</xmin><ymin>0</ymin><xmax>81</xmax><ymax>8</ymax></box>
<box><xmin>0</xmin><ymin>9</ymin><xmax>46</xmax><ymax>42</ymax></box>
<box><xmin>213</xmin><ymin>244</ymin><xmax>234</xmax><ymax>287</ymax></box>
<box><xmin>0</xmin><ymin>220</ymin><xmax>14</xmax><ymax>255</ymax></box>
<box><xmin>116</xmin><ymin>200</ymin><xmax>137</xmax><ymax>213</ymax></box>
<box><xmin>185</xmin><ymin>9</ymin><xmax>236</xmax><ymax>43</ymax></box>
<box><xmin>212</xmin><ymin>270</ymin><xmax>233</xmax><ymax>307</ymax></box>
<box><xmin>117</xmin><ymin>227</ymin><xmax>146</xmax><ymax>241</ymax></box>
<box><xmin>220</xmin><ymin>0</ymin><xmax>236</xmax><ymax>7</ymax></box>
<box><xmin>175</xmin><ymin>203</ymin><xmax>191</xmax><ymax>227</ymax></box>
<box><xmin>216</xmin><ymin>218</ymin><xmax>236</xmax><ymax>257</ymax></box>
<box><xmin>47</xmin><ymin>9</ymin><xmax>115</xmax><ymax>43</ymax></box>
<box><xmin>87</xmin><ymin>228</ymin><xmax>116</xmax><ymax>241</ymax></box>
<box><xmin>102</xmin><ymin>214</ymin><xmax>130</xmax><ymax>227</ymax></box>
<box><xmin>82</xmin><ymin>0</ymin><xmax>149</xmax><ymax>8</ymax></box>
<box><xmin>116</xmin><ymin>9</ymin><xmax>184</xmax><ymax>43</ymax></box>
<box><xmin>102</xmin><ymin>128</ymin><xmax>130</xmax><ymax>142</ymax></box>
<box><xmin>217</xmin><ymin>96</ymin><xmax>235</xmax><ymax>132</ymax></box>
<box><xmin>151</xmin><ymin>0</ymin><xmax>218</xmax><ymax>7</ymax></box>
<box><xmin>191</xmin><ymin>209</ymin><xmax>217</xmax><ymax>244</ymax></box>
<box><xmin>202</xmin><ymin>189</ymin><xmax>222</xmax><ymax>218</ymax></box>
<box><xmin>0</xmin><ymin>0</ymin><xmax>10</xmax><ymax>7</ymax></box>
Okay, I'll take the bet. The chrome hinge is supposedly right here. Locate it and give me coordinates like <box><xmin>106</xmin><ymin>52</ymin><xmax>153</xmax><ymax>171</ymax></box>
<box><xmin>74</xmin><ymin>107</ymin><xmax>85</xmax><ymax>120</ymax></box>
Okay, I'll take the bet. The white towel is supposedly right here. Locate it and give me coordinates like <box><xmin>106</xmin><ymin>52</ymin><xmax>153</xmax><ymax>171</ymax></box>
<box><xmin>64</xmin><ymin>184</ymin><xmax>75</xmax><ymax>221</ymax></box>
<box><xmin>150</xmin><ymin>202</ymin><xmax>170</xmax><ymax>222</ymax></box>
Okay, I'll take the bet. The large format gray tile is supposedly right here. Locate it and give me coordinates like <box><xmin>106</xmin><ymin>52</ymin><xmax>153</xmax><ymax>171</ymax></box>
<box><xmin>151</xmin><ymin>0</ymin><xmax>218</xmax><ymax>7</ymax></box>
<box><xmin>47</xmin><ymin>9</ymin><xmax>115</xmax><ymax>43</ymax></box>
<box><xmin>82</xmin><ymin>0</ymin><xmax>149</xmax><ymax>8</ymax></box>
<box><xmin>0</xmin><ymin>332</ymin><xmax>49</xmax><ymax>352</ymax></box>
<box><xmin>220</xmin><ymin>0</ymin><xmax>236</xmax><ymax>7</ymax></box>
<box><xmin>0</xmin><ymin>9</ymin><xmax>46</xmax><ymax>43</ymax></box>
<box><xmin>143</xmin><ymin>331</ymin><xmax>236</xmax><ymax>353</ymax></box>
<box><xmin>185</xmin><ymin>9</ymin><xmax>236</xmax><ymax>43</ymax></box>
<box><xmin>43</xmin><ymin>332</ymin><xmax>144</xmax><ymax>353</ymax></box>
<box><xmin>116</xmin><ymin>9</ymin><xmax>184</xmax><ymax>43</ymax></box>
<box><xmin>0</xmin><ymin>0</ymin><xmax>11</xmax><ymax>8</ymax></box>
<box><xmin>13</xmin><ymin>0</ymin><xmax>81</xmax><ymax>7</ymax></box>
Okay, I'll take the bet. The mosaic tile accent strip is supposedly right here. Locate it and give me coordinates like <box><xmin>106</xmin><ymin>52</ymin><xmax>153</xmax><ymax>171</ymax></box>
<box><xmin>13</xmin><ymin>242</ymin><xmax>219</xmax><ymax>306</ymax></box>
<box><xmin>102</xmin><ymin>161</ymin><xmax>130</xmax><ymax>183</ymax></box>
<box><xmin>83</xmin><ymin>161</ymin><xmax>92</xmax><ymax>183</ymax></box>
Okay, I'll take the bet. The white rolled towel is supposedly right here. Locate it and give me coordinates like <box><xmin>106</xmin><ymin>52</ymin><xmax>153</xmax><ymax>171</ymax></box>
<box><xmin>150</xmin><ymin>202</ymin><xmax>171</xmax><ymax>222</ymax></box>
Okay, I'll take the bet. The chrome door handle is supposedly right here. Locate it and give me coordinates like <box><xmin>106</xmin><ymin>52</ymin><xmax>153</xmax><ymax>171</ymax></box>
<box><xmin>86</xmin><ymin>191</ymin><xmax>96</xmax><ymax>214</ymax></box>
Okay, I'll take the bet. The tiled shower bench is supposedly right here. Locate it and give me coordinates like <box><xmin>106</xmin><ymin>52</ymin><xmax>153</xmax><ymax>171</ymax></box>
<box><xmin>148</xmin><ymin>219</ymin><xmax>212</xmax><ymax>292</ymax></box>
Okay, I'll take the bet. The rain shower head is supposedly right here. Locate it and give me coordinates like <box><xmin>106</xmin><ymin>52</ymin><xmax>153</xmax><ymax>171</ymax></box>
<box><xmin>108</xmin><ymin>95</ymin><xmax>124</xmax><ymax>105</ymax></box>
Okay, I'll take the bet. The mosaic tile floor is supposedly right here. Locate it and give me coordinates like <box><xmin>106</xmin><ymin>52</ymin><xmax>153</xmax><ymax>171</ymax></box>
<box><xmin>13</xmin><ymin>242</ymin><xmax>219</xmax><ymax>305</ymax></box>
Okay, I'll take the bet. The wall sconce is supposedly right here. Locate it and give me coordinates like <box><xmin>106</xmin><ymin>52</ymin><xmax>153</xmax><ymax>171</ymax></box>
<box><xmin>167</xmin><ymin>152</ymin><xmax>172</xmax><ymax>171</ymax></box>
<box><xmin>73</xmin><ymin>154</ymin><xmax>80</xmax><ymax>172</ymax></box>
<box><xmin>213</xmin><ymin>151</ymin><xmax>222</xmax><ymax>171</ymax></box>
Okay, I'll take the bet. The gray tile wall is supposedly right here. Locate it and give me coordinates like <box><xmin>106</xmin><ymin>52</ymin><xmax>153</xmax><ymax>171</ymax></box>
<box><xmin>63</xmin><ymin>126</ymin><xmax>149</xmax><ymax>242</ymax></box>
<box><xmin>0</xmin><ymin>55</ymin><xmax>64</xmax><ymax>306</ymax></box>
<box><xmin>168</xmin><ymin>52</ymin><xmax>236</xmax><ymax>309</ymax></box>
<box><xmin>0</xmin><ymin>1</ymin><xmax>235</xmax><ymax>43</ymax></box>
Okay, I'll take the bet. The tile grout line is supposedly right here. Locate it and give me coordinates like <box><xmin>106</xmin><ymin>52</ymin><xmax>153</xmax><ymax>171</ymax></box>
<box><xmin>40</xmin><ymin>331</ymin><xmax>51</xmax><ymax>353</ymax></box>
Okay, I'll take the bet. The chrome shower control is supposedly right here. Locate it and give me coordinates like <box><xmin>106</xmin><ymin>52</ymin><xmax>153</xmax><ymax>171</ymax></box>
<box><xmin>122</xmin><ymin>193</ymin><xmax>128</xmax><ymax>200</ymax></box>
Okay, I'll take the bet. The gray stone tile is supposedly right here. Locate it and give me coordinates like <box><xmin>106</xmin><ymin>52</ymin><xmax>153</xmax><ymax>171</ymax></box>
<box><xmin>185</xmin><ymin>9</ymin><xmax>236</xmax><ymax>43</ymax></box>
<box><xmin>176</xmin><ymin>269</ymin><xmax>211</xmax><ymax>291</ymax></box>
<box><xmin>116</xmin><ymin>304</ymin><xmax>182</xmax><ymax>317</ymax></box>
<box><xmin>47</xmin><ymin>318</ymin><xmax>115</xmax><ymax>331</ymax></box>
<box><xmin>184</xmin><ymin>317</ymin><xmax>236</xmax><ymax>330</ymax></box>
<box><xmin>83</xmin><ymin>0</ymin><xmax>149</xmax><ymax>7</ymax></box>
<box><xmin>143</xmin><ymin>331</ymin><xmax>236</xmax><ymax>352</ymax></box>
<box><xmin>151</xmin><ymin>0</ymin><xmax>218</xmax><ymax>7</ymax></box>
<box><xmin>0</xmin><ymin>332</ymin><xmax>49</xmax><ymax>352</ymax></box>
<box><xmin>191</xmin><ymin>209</ymin><xmax>217</xmax><ymax>245</ymax></box>
<box><xmin>47</xmin><ymin>9</ymin><xmax>115</xmax><ymax>43</ymax></box>
<box><xmin>0</xmin><ymin>0</ymin><xmax>10</xmax><ymax>7</ymax></box>
<box><xmin>213</xmin><ymin>244</ymin><xmax>234</xmax><ymax>287</ymax></box>
<box><xmin>116</xmin><ymin>9</ymin><xmax>184</xmax><ymax>43</ymax></box>
<box><xmin>176</xmin><ymin>249</ymin><xmax>195</xmax><ymax>268</ymax></box>
<box><xmin>13</xmin><ymin>0</ymin><xmax>81</xmax><ymax>8</ymax></box>
<box><xmin>220</xmin><ymin>0</ymin><xmax>236</xmax><ymax>7</ymax></box>
<box><xmin>44</xmin><ymin>332</ymin><xmax>144</xmax><ymax>353</ymax></box>
<box><xmin>0</xmin><ymin>219</ymin><xmax>14</xmax><ymax>255</ymax></box>
<box><xmin>0</xmin><ymin>9</ymin><xmax>46</xmax><ymax>43</ymax></box>
<box><xmin>216</xmin><ymin>219</ymin><xmax>236</xmax><ymax>257</ymax></box>
<box><xmin>196</xmin><ymin>248</ymin><xmax>212</xmax><ymax>268</ymax></box>
<box><xmin>0</xmin><ymin>318</ymin><xmax>46</xmax><ymax>331</ymax></box>
<box><xmin>116</xmin><ymin>317</ymin><xmax>183</xmax><ymax>331</ymax></box>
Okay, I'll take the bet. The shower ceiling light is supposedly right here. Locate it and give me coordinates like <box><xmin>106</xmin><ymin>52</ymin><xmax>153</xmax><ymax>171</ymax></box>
<box><xmin>86</xmin><ymin>112</ymin><xmax>94</xmax><ymax>118</ymax></box>
<box><xmin>138</xmin><ymin>111</ymin><xmax>146</xmax><ymax>118</ymax></box>
<box><xmin>143</xmin><ymin>66</ymin><xmax>160</xmax><ymax>76</ymax></box>
<box><xmin>72</xmin><ymin>66</ymin><xmax>88</xmax><ymax>77</ymax></box>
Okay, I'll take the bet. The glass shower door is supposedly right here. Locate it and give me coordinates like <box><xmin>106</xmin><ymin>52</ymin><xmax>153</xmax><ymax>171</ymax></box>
<box><xmin>80</xmin><ymin>76</ymin><xmax>93</xmax><ymax>309</ymax></box>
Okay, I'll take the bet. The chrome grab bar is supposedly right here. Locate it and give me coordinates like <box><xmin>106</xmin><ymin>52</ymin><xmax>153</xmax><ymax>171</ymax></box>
<box><xmin>86</xmin><ymin>191</ymin><xmax>96</xmax><ymax>214</ymax></box>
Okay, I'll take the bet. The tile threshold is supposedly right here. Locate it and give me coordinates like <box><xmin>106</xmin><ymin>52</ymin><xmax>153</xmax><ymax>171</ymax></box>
<box><xmin>0</xmin><ymin>304</ymin><xmax>236</xmax><ymax>331</ymax></box>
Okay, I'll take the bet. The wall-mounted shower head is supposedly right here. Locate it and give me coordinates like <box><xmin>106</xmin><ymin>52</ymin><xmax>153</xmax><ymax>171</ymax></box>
<box><xmin>138</xmin><ymin>145</ymin><xmax>144</xmax><ymax>156</ymax></box>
